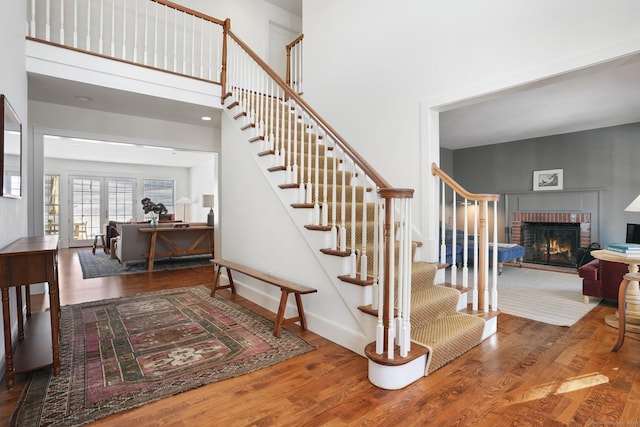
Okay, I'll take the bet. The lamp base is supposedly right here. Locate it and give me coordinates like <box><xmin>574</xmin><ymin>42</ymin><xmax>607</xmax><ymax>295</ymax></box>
<box><xmin>207</xmin><ymin>212</ymin><xmax>215</xmax><ymax>226</ymax></box>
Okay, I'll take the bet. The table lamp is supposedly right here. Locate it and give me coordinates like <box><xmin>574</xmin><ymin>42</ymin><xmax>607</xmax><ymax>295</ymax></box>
<box><xmin>176</xmin><ymin>197</ymin><xmax>191</xmax><ymax>222</ymax></box>
<box><xmin>202</xmin><ymin>194</ymin><xmax>215</xmax><ymax>226</ymax></box>
<box><xmin>625</xmin><ymin>194</ymin><xmax>640</xmax><ymax>212</ymax></box>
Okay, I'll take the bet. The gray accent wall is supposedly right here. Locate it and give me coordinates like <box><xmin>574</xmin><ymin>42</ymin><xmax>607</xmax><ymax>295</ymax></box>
<box><xmin>448</xmin><ymin>122</ymin><xmax>640</xmax><ymax>247</ymax></box>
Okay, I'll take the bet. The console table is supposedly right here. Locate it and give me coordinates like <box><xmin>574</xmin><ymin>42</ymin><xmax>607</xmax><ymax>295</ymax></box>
<box><xmin>139</xmin><ymin>225</ymin><xmax>214</xmax><ymax>272</ymax></box>
<box><xmin>0</xmin><ymin>235</ymin><xmax>60</xmax><ymax>389</ymax></box>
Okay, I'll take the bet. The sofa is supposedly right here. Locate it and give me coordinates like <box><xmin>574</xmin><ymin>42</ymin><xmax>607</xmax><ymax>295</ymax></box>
<box><xmin>578</xmin><ymin>258</ymin><xmax>628</xmax><ymax>302</ymax></box>
<box><xmin>113</xmin><ymin>222</ymin><xmax>212</xmax><ymax>269</ymax></box>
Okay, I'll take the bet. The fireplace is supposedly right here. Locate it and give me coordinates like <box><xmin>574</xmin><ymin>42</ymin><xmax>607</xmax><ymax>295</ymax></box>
<box><xmin>521</xmin><ymin>222</ymin><xmax>580</xmax><ymax>267</ymax></box>
<box><xmin>511</xmin><ymin>212</ymin><xmax>591</xmax><ymax>269</ymax></box>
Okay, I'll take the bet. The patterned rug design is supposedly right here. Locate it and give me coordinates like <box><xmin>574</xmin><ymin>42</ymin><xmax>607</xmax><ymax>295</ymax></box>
<box><xmin>78</xmin><ymin>250</ymin><xmax>212</xmax><ymax>279</ymax></box>
<box><xmin>10</xmin><ymin>286</ymin><xmax>315</xmax><ymax>426</ymax></box>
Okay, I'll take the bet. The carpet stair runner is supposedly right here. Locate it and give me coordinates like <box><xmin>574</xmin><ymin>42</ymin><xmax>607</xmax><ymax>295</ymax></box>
<box><xmin>227</xmin><ymin>93</ymin><xmax>486</xmax><ymax>376</ymax></box>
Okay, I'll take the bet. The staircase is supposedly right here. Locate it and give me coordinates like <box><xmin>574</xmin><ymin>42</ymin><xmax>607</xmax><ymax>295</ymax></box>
<box><xmin>221</xmin><ymin>81</ymin><xmax>491</xmax><ymax>387</ymax></box>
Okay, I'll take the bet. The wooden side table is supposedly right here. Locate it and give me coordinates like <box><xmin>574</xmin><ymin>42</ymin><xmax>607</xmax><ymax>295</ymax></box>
<box><xmin>0</xmin><ymin>235</ymin><xmax>60</xmax><ymax>389</ymax></box>
<box><xmin>591</xmin><ymin>249</ymin><xmax>640</xmax><ymax>349</ymax></box>
<box><xmin>139</xmin><ymin>225</ymin><xmax>214</xmax><ymax>271</ymax></box>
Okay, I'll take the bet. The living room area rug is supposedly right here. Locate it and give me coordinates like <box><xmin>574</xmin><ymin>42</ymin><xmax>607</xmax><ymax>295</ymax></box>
<box><xmin>10</xmin><ymin>286</ymin><xmax>315</xmax><ymax>426</ymax></box>
<box><xmin>78</xmin><ymin>250</ymin><xmax>213</xmax><ymax>279</ymax></box>
<box><xmin>448</xmin><ymin>265</ymin><xmax>600</xmax><ymax>327</ymax></box>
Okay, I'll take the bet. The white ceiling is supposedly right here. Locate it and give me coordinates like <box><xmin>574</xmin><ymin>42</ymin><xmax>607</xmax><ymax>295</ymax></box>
<box><xmin>440</xmin><ymin>51</ymin><xmax>640</xmax><ymax>150</ymax></box>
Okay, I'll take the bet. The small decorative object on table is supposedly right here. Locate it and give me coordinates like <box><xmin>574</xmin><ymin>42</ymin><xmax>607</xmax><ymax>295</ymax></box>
<box><xmin>202</xmin><ymin>194</ymin><xmax>215</xmax><ymax>226</ymax></box>
<box><xmin>141</xmin><ymin>197</ymin><xmax>168</xmax><ymax>226</ymax></box>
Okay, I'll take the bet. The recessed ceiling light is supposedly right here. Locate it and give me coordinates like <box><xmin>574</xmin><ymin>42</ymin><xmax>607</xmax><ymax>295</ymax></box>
<box><xmin>201</xmin><ymin>116</ymin><xmax>212</xmax><ymax>121</ymax></box>
<box><xmin>75</xmin><ymin>96</ymin><xmax>93</xmax><ymax>102</ymax></box>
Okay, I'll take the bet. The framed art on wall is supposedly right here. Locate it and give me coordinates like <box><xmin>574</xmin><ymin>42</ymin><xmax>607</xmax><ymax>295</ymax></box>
<box><xmin>533</xmin><ymin>169</ymin><xmax>563</xmax><ymax>191</ymax></box>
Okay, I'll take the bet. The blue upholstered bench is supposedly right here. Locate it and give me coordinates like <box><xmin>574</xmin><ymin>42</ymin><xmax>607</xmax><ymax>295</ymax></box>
<box><xmin>444</xmin><ymin>241</ymin><xmax>525</xmax><ymax>275</ymax></box>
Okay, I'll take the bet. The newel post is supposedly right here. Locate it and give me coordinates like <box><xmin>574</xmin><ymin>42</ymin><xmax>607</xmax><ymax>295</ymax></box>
<box><xmin>477</xmin><ymin>200</ymin><xmax>488</xmax><ymax>311</ymax></box>
<box><xmin>220</xmin><ymin>18</ymin><xmax>231</xmax><ymax>103</ymax></box>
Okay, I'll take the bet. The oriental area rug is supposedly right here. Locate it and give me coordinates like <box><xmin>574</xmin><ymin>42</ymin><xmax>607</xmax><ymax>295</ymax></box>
<box><xmin>78</xmin><ymin>250</ymin><xmax>213</xmax><ymax>279</ymax></box>
<box><xmin>10</xmin><ymin>286</ymin><xmax>315</xmax><ymax>426</ymax></box>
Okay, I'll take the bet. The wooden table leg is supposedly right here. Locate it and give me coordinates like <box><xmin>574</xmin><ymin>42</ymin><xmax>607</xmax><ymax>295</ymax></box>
<box><xmin>2</xmin><ymin>288</ymin><xmax>14</xmax><ymax>389</ymax></box>
<box><xmin>146</xmin><ymin>231</ymin><xmax>158</xmax><ymax>272</ymax></box>
<box><xmin>613</xmin><ymin>275</ymin><xmax>631</xmax><ymax>351</ymax></box>
<box><xmin>49</xmin><ymin>278</ymin><xmax>61</xmax><ymax>376</ymax></box>
<box><xmin>16</xmin><ymin>285</ymin><xmax>24</xmax><ymax>341</ymax></box>
<box><xmin>25</xmin><ymin>284</ymin><xmax>31</xmax><ymax>319</ymax></box>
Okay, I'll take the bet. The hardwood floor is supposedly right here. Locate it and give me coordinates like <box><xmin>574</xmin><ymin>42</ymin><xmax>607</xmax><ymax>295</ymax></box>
<box><xmin>1</xmin><ymin>248</ymin><xmax>639</xmax><ymax>426</ymax></box>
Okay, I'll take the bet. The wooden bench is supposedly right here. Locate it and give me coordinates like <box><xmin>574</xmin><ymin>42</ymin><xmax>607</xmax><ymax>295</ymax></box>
<box><xmin>211</xmin><ymin>258</ymin><xmax>317</xmax><ymax>337</ymax></box>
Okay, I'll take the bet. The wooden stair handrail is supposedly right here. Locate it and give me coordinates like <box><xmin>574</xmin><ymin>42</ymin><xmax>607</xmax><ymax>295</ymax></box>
<box><xmin>150</xmin><ymin>0</ymin><xmax>225</xmax><ymax>25</ymax></box>
<box><xmin>227</xmin><ymin>29</ymin><xmax>392</xmax><ymax>191</ymax></box>
<box><xmin>431</xmin><ymin>163</ymin><xmax>499</xmax><ymax>203</ymax></box>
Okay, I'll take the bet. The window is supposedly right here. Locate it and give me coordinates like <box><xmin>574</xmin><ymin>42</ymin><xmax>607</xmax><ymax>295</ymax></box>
<box><xmin>108</xmin><ymin>179</ymin><xmax>134</xmax><ymax>222</ymax></box>
<box><xmin>44</xmin><ymin>174</ymin><xmax>60</xmax><ymax>235</ymax></box>
<box><xmin>143</xmin><ymin>179</ymin><xmax>175</xmax><ymax>218</ymax></box>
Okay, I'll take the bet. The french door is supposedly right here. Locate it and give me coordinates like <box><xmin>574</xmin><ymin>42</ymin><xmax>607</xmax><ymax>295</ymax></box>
<box><xmin>69</xmin><ymin>176</ymin><xmax>135</xmax><ymax>247</ymax></box>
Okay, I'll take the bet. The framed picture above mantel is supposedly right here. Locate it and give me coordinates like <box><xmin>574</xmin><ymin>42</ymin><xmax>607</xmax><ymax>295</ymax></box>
<box><xmin>533</xmin><ymin>169</ymin><xmax>563</xmax><ymax>191</ymax></box>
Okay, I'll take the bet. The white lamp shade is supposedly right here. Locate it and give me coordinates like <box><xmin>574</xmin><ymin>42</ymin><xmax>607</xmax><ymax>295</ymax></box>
<box><xmin>202</xmin><ymin>194</ymin><xmax>214</xmax><ymax>208</ymax></box>
<box><xmin>176</xmin><ymin>196</ymin><xmax>191</xmax><ymax>205</ymax></box>
<box><xmin>625</xmin><ymin>195</ymin><xmax>640</xmax><ymax>212</ymax></box>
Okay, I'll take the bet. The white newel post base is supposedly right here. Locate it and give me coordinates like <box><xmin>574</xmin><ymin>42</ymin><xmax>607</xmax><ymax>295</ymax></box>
<box><xmin>367</xmin><ymin>354</ymin><xmax>427</xmax><ymax>390</ymax></box>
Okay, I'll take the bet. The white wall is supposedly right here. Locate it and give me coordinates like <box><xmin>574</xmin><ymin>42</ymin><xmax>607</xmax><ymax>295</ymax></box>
<box><xmin>0</xmin><ymin>0</ymin><xmax>29</xmax><ymax>383</ymax></box>
<box><xmin>302</xmin><ymin>0</ymin><xmax>640</xmax><ymax>258</ymax></box>
<box><xmin>189</xmin><ymin>154</ymin><xmax>220</xmax><ymax>253</ymax></box>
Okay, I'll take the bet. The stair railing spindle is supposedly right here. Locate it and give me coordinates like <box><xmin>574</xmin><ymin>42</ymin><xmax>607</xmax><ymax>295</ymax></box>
<box><xmin>349</xmin><ymin>163</ymin><xmax>357</xmax><ymax>277</ymax></box>
<box><xmin>360</xmin><ymin>173</ymin><xmax>368</xmax><ymax>280</ymax></box>
<box><xmin>305</xmin><ymin>117</ymin><xmax>312</xmax><ymax>205</ymax></box>
<box><xmin>73</xmin><ymin>0</ymin><xmax>77</xmax><ymax>47</ymax></box>
<box><xmin>60</xmin><ymin>0</ymin><xmax>64</xmax><ymax>44</ymax></box>
<box><xmin>85</xmin><ymin>0</ymin><xmax>90</xmax><ymax>50</ymax></box>
<box><xmin>121</xmin><ymin>0</ymin><xmax>127</xmax><ymax>59</ymax></box>
<box><xmin>313</xmin><ymin>124</ymin><xmax>320</xmax><ymax>225</ymax></box>
<box><xmin>491</xmin><ymin>200</ymin><xmax>498</xmax><ymax>311</ymax></box>
<box><xmin>321</xmin><ymin>134</ymin><xmax>328</xmax><ymax>227</ymax></box>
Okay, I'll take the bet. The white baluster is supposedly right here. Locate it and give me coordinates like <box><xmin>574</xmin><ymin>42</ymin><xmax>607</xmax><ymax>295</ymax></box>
<box><xmin>339</xmin><ymin>152</ymin><xmax>347</xmax><ymax>253</ymax></box>
<box><xmin>110</xmin><ymin>0</ymin><xmax>115</xmax><ymax>55</ymax></box>
<box><xmin>45</xmin><ymin>0</ymin><xmax>51</xmax><ymax>41</ymax></box>
<box><xmin>30</xmin><ymin>0</ymin><xmax>36</xmax><ymax>37</ymax></box>
<box><xmin>492</xmin><ymin>200</ymin><xmax>499</xmax><ymax>311</ymax></box>
<box><xmin>350</xmin><ymin>165</ymin><xmax>357</xmax><ymax>277</ymax></box>
<box><xmin>182</xmin><ymin>12</ymin><xmax>186</xmax><ymax>74</ymax></box>
<box><xmin>133</xmin><ymin>0</ymin><xmax>138</xmax><ymax>62</ymax></box>
<box><xmin>72</xmin><ymin>0</ymin><xmax>77</xmax><ymax>48</ymax></box>
<box><xmin>59</xmin><ymin>0</ymin><xmax>64</xmax><ymax>44</ymax></box>
<box><xmin>154</xmin><ymin>1</ymin><xmax>158</xmax><ymax>67</ymax></box>
<box><xmin>86</xmin><ymin>0</ymin><xmax>91</xmax><ymax>50</ymax></box>
<box><xmin>200</xmin><ymin>19</ymin><xmax>204</xmax><ymax>78</ymax></box>
<box><xmin>387</xmin><ymin>200</ymin><xmax>396</xmax><ymax>360</ymax></box>
<box><xmin>321</xmin><ymin>135</ymin><xmax>328</xmax><ymax>227</ymax></box>
<box><xmin>98</xmin><ymin>0</ymin><xmax>103</xmax><ymax>53</ymax></box>
<box><xmin>163</xmin><ymin>5</ymin><xmax>167</xmax><ymax>69</ymax></box>
<box><xmin>305</xmin><ymin>118</ymin><xmax>312</xmax><ymax>205</ymax></box>
<box><xmin>191</xmin><ymin>14</ymin><xmax>196</xmax><ymax>76</ymax></box>
<box><xmin>121</xmin><ymin>0</ymin><xmax>126</xmax><ymax>59</ymax></box>
<box><xmin>173</xmin><ymin>8</ymin><xmax>177</xmax><ymax>71</ymax></box>
<box><xmin>330</xmin><ymin>141</ymin><xmax>337</xmax><ymax>250</ymax></box>
<box><xmin>313</xmin><ymin>125</ymin><xmax>320</xmax><ymax>225</ymax></box>
<box><xmin>360</xmin><ymin>173</ymin><xmax>368</xmax><ymax>280</ymax></box>
<box><xmin>473</xmin><ymin>200</ymin><xmax>479</xmax><ymax>311</ymax></box>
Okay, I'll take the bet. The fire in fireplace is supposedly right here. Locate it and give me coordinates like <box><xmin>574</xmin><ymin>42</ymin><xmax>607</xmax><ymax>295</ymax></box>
<box><xmin>521</xmin><ymin>222</ymin><xmax>581</xmax><ymax>268</ymax></box>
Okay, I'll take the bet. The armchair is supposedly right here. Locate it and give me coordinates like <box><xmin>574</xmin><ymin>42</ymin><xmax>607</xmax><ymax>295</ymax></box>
<box><xmin>578</xmin><ymin>258</ymin><xmax>628</xmax><ymax>303</ymax></box>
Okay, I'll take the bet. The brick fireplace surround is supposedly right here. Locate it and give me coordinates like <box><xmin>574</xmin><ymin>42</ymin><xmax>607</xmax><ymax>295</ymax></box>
<box><xmin>511</xmin><ymin>212</ymin><xmax>592</xmax><ymax>248</ymax></box>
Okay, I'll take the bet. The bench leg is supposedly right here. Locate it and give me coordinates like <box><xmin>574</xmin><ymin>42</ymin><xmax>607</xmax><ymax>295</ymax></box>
<box><xmin>273</xmin><ymin>289</ymin><xmax>308</xmax><ymax>337</ymax></box>
<box><xmin>211</xmin><ymin>266</ymin><xmax>235</xmax><ymax>297</ymax></box>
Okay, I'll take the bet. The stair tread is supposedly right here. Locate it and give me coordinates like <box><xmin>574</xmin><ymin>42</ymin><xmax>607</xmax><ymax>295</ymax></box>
<box><xmin>411</xmin><ymin>312</ymin><xmax>486</xmax><ymax>374</ymax></box>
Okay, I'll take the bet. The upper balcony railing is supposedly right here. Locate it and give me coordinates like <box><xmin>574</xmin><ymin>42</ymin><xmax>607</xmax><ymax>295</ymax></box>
<box><xmin>285</xmin><ymin>34</ymin><xmax>303</xmax><ymax>94</ymax></box>
<box><xmin>27</xmin><ymin>0</ymin><xmax>224</xmax><ymax>83</ymax></box>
